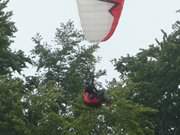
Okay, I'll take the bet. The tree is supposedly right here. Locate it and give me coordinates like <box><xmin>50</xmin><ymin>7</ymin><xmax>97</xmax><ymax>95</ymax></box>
<box><xmin>23</xmin><ymin>80</ymin><xmax>70</xmax><ymax>135</ymax></box>
<box><xmin>0</xmin><ymin>0</ymin><xmax>30</xmax><ymax>75</ymax></box>
<box><xmin>0</xmin><ymin>1</ymin><xmax>31</xmax><ymax>134</ymax></box>
<box><xmin>24</xmin><ymin>77</ymin><xmax>156</xmax><ymax>135</ymax></box>
<box><xmin>68</xmin><ymin>85</ymin><xmax>156</xmax><ymax>135</ymax></box>
<box><xmin>27</xmin><ymin>21</ymin><xmax>155</xmax><ymax>135</ymax></box>
<box><xmin>31</xmin><ymin>21</ymin><xmax>100</xmax><ymax>98</ymax></box>
<box><xmin>0</xmin><ymin>76</ymin><xmax>31</xmax><ymax>135</ymax></box>
<box><xmin>114</xmin><ymin>20</ymin><xmax>180</xmax><ymax>135</ymax></box>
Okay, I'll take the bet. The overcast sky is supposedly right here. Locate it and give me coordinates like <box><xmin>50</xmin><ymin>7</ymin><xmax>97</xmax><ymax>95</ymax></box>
<box><xmin>8</xmin><ymin>0</ymin><xmax>180</xmax><ymax>82</ymax></box>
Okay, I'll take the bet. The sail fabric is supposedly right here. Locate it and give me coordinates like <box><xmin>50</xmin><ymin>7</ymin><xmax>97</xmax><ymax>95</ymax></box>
<box><xmin>77</xmin><ymin>0</ymin><xmax>125</xmax><ymax>42</ymax></box>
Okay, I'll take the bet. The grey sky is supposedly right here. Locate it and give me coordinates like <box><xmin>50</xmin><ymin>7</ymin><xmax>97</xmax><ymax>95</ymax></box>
<box><xmin>8</xmin><ymin>0</ymin><xmax>180</xmax><ymax>82</ymax></box>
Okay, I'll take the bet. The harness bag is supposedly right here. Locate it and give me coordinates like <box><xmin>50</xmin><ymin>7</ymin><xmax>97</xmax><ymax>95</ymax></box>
<box><xmin>83</xmin><ymin>90</ymin><xmax>102</xmax><ymax>106</ymax></box>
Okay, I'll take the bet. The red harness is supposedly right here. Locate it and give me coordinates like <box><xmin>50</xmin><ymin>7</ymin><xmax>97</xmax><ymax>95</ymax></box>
<box><xmin>83</xmin><ymin>90</ymin><xmax>102</xmax><ymax>106</ymax></box>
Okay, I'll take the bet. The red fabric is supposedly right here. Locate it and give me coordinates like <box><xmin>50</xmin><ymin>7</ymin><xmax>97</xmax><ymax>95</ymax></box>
<box><xmin>83</xmin><ymin>90</ymin><xmax>102</xmax><ymax>106</ymax></box>
<box><xmin>102</xmin><ymin>0</ymin><xmax>125</xmax><ymax>41</ymax></box>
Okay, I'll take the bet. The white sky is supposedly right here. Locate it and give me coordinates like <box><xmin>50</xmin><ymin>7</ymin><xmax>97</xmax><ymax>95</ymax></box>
<box><xmin>8</xmin><ymin>0</ymin><xmax>180</xmax><ymax>83</ymax></box>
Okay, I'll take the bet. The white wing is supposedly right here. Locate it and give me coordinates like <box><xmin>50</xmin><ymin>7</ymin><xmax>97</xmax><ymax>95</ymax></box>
<box><xmin>77</xmin><ymin>0</ymin><xmax>114</xmax><ymax>42</ymax></box>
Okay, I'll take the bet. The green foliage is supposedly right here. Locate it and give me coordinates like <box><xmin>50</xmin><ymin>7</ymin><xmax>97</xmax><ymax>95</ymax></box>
<box><xmin>25</xmin><ymin>21</ymin><xmax>156</xmax><ymax>135</ymax></box>
<box><xmin>0</xmin><ymin>0</ymin><xmax>16</xmax><ymax>49</ymax></box>
<box><xmin>0</xmin><ymin>76</ymin><xmax>30</xmax><ymax>135</ymax></box>
<box><xmin>69</xmin><ymin>86</ymin><xmax>156</xmax><ymax>135</ymax></box>
<box><xmin>0</xmin><ymin>0</ymin><xmax>30</xmax><ymax>75</ymax></box>
<box><xmin>114</xmin><ymin>20</ymin><xmax>180</xmax><ymax>135</ymax></box>
<box><xmin>31</xmin><ymin>21</ymin><xmax>100</xmax><ymax>97</ymax></box>
<box><xmin>24</xmin><ymin>80</ymin><xmax>70</xmax><ymax>135</ymax></box>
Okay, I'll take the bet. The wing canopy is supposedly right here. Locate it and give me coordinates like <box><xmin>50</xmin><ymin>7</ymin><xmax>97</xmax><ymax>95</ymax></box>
<box><xmin>77</xmin><ymin>0</ymin><xmax>125</xmax><ymax>42</ymax></box>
